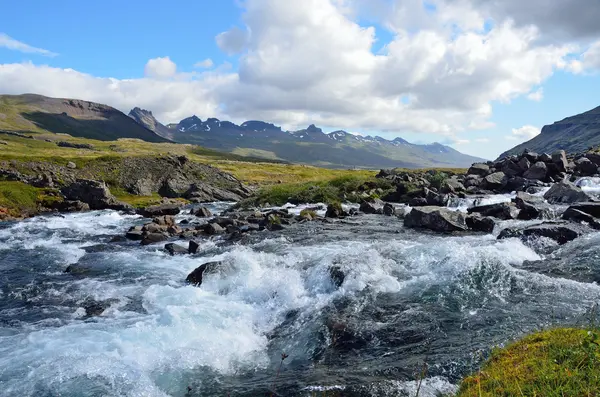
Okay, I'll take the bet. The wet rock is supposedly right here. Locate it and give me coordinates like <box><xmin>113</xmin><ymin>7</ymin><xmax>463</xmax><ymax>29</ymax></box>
<box><xmin>562</xmin><ymin>202</ymin><xmax>600</xmax><ymax>218</ymax></box>
<box><xmin>543</xmin><ymin>181</ymin><xmax>591</xmax><ymax>204</ymax></box>
<box><xmin>466</xmin><ymin>215</ymin><xmax>495</xmax><ymax>233</ymax></box>
<box><xmin>164</xmin><ymin>243</ymin><xmax>188</xmax><ymax>256</ymax></box>
<box><xmin>586</xmin><ymin>152</ymin><xmax>600</xmax><ymax>166</ymax></box>
<box><xmin>141</xmin><ymin>232</ymin><xmax>168</xmax><ymax>245</ymax></box>
<box><xmin>467</xmin><ymin>202</ymin><xmax>520</xmax><ymax>220</ymax></box>
<box><xmin>153</xmin><ymin>215</ymin><xmax>175</xmax><ymax>226</ymax></box>
<box><xmin>125</xmin><ymin>229</ymin><xmax>144</xmax><ymax>241</ymax></box>
<box><xmin>483</xmin><ymin>172</ymin><xmax>507</xmax><ymax>190</ymax></box>
<box><xmin>186</xmin><ymin>261</ymin><xmax>221</xmax><ymax>286</ymax></box>
<box><xmin>523</xmin><ymin>161</ymin><xmax>547</xmax><ymax>180</ymax></box>
<box><xmin>404</xmin><ymin>206</ymin><xmax>468</xmax><ymax>233</ymax></box>
<box><xmin>359</xmin><ymin>199</ymin><xmax>384</xmax><ymax>214</ymax></box>
<box><xmin>325</xmin><ymin>202</ymin><xmax>345</xmax><ymax>218</ymax></box>
<box><xmin>192</xmin><ymin>206</ymin><xmax>212</xmax><ymax>217</ymax></box>
<box><xmin>575</xmin><ymin>157</ymin><xmax>598</xmax><ymax>176</ymax></box>
<box><xmin>514</xmin><ymin>191</ymin><xmax>552</xmax><ymax>220</ymax></box>
<box><xmin>498</xmin><ymin>222</ymin><xmax>588</xmax><ymax>244</ymax></box>
<box><xmin>382</xmin><ymin>203</ymin><xmax>396</xmax><ymax>216</ymax></box>
<box><xmin>205</xmin><ymin>222</ymin><xmax>225</xmax><ymax>235</ymax></box>
<box><xmin>329</xmin><ymin>266</ymin><xmax>345</xmax><ymax>288</ymax></box>
<box><xmin>61</xmin><ymin>179</ymin><xmax>131</xmax><ymax>211</ymax></box>
<box><xmin>188</xmin><ymin>240</ymin><xmax>201</xmax><ymax>254</ymax></box>
<box><xmin>408</xmin><ymin>197</ymin><xmax>428</xmax><ymax>207</ymax></box>
<box><xmin>52</xmin><ymin>200</ymin><xmax>90</xmax><ymax>213</ymax></box>
<box><xmin>83</xmin><ymin>300</ymin><xmax>109</xmax><ymax>317</ymax></box>
<box><xmin>562</xmin><ymin>208</ymin><xmax>600</xmax><ymax>229</ymax></box>
<box><xmin>425</xmin><ymin>188</ymin><xmax>449</xmax><ymax>206</ymax></box>
<box><xmin>467</xmin><ymin>163</ymin><xmax>490</xmax><ymax>176</ymax></box>
<box><xmin>137</xmin><ymin>204</ymin><xmax>181</xmax><ymax>217</ymax></box>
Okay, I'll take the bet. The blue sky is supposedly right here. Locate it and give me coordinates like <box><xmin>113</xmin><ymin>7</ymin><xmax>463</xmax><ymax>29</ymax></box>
<box><xmin>1</xmin><ymin>0</ymin><xmax>600</xmax><ymax>160</ymax></box>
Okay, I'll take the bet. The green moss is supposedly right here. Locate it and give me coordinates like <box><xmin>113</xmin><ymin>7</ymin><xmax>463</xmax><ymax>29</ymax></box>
<box><xmin>0</xmin><ymin>181</ymin><xmax>49</xmax><ymax>217</ymax></box>
<box><xmin>110</xmin><ymin>187</ymin><xmax>162</xmax><ymax>209</ymax></box>
<box><xmin>299</xmin><ymin>209</ymin><xmax>317</xmax><ymax>218</ymax></box>
<box><xmin>457</xmin><ymin>328</ymin><xmax>600</xmax><ymax>397</ymax></box>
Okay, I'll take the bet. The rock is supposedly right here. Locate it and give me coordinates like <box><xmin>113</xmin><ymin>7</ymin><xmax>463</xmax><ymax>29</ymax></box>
<box><xmin>408</xmin><ymin>197</ymin><xmax>429</xmax><ymax>207</ymax></box>
<box><xmin>153</xmin><ymin>215</ymin><xmax>175</xmax><ymax>226</ymax></box>
<box><xmin>562</xmin><ymin>202</ymin><xmax>600</xmax><ymax>218</ymax></box>
<box><xmin>359</xmin><ymin>199</ymin><xmax>384</xmax><ymax>214</ymax></box>
<box><xmin>523</xmin><ymin>161</ymin><xmax>547</xmax><ymax>180</ymax></box>
<box><xmin>125</xmin><ymin>230</ymin><xmax>144</xmax><ymax>240</ymax></box>
<box><xmin>326</xmin><ymin>202</ymin><xmax>345</xmax><ymax>218</ymax></box>
<box><xmin>425</xmin><ymin>188</ymin><xmax>449</xmax><ymax>206</ymax></box>
<box><xmin>404</xmin><ymin>206</ymin><xmax>468</xmax><ymax>233</ymax></box>
<box><xmin>483</xmin><ymin>172</ymin><xmax>507</xmax><ymax>190</ymax></box>
<box><xmin>523</xmin><ymin>150</ymin><xmax>539</xmax><ymax>163</ymax></box>
<box><xmin>329</xmin><ymin>266</ymin><xmax>345</xmax><ymax>288</ymax></box>
<box><xmin>552</xmin><ymin>150</ymin><xmax>569</xmax><ymax>172</ymax></box>
<box><xmin>205</xmin><ymin>222</ymin><xmax>225</xmax><ymax>235</ymax></box>
<box><xmin>442</xmin><ymin>177</ymin><xmax>466</xmax><ymax>193</ymax></box>
<box><xmin>543</xmin><ymin>181</ymin><xmax>591</xmax><ymax>204</ymax></box>
<box><xmin>137</xmin><ymin>204</ymin><xmax>181</xmax><ymax>217</ymax></box>
<box><xmin>83</xmin><ymin>300</ymin><xmax>109</xmax><ymax>317</ymax></box>
<box><xmin>188</xmin><ymin>240</ymin><xmax>201</xmax><ymax>254</ymax></box>
<box><xmin>193</xmin><ymin>206</ymin><xmax>212</xmax><ymax>217</ymax></box>
<box><xmin>467</xmin><ymin>163</ymin><xmax>490</xmax><ymax>176</ymax></box>
<box><xmin>467</xmin><ymin>202</ymin><xmax>520</xmax><ymax>220</ymax></box>
<box><xmin>186</xmin><ymin>261</ymin><xmax>221</xmax><ymax>286</ymax></box>
<box><xmin>66</xmin><ymin>161</ymin><xmax>77</xmax><ymax>169</ymax></box>
<box><xmin>514</xmin><ymin>191</ymin><xmax>552</xmax><ymax>220</ymax></box>
<box><xmin>562</xmin><ymin>208</ymin><xmax>600</xmax><ymax>229</ymax></box>
<box><xmin>464</xmin><ymin>175</ymin><xmax>482</xmax><ymax>188</ymax></box>
<box><xmin>586</xmin><ymin>152</ymin><xmax>600</xmax><ymax>166</ymax></box>
<box><xmin>517</xmin><ymin>157</ymin><xmax>531</xmax><ymax>172</ymax></box>
<box><xmin>497</xmin><ymin>222</ymin><xmax>588</xmax><ymax>245</ymax></box>
<box><xmin>575</xmin><ymin>157</ymin><xmax>598</xmax><ymax>176</ymax></box>
<box><xmin>382</xmin><ymin>203</ymin><xmax>396</xmax><ymax>216</ymax></box>
<box><xmin>164</xmin><ymin>243</ymin><xmax>188</xmax><ymax>256</ymax></box>
<box><xmin>141</xmin><ymin>232</ymin><xmax>168</xmax><ymax>245</ymax></box>
<box><xmin>57</xmin><ymin>141</ymin><xmax>94</xmax><ymax>150</ymax></box>
<box><xmin>61</xmin><ymin>179</ymin><xmax>131</xmax><ymax>211</ymax></box>
<box><xmin>466</xmin><ymin>215</ymin><xmax>495</xmax><ymax>233</ymax></box>
<box><xmin>501</xmin><ymin>160</ymin><xmax>524</xmax><ymax>177</ymax></box>
<box><xmin>539</xmin><ymin>153</ymin><xmax>552</xmax><ymax>162</ymax></box>
<box><xmin>52</xmin><ymin>200</ymin><xmax>90</xmax><ymax>213</ymax></box>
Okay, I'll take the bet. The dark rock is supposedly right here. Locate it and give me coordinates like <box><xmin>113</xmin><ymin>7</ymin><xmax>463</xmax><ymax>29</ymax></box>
<box><xmin>575</xmin><ymin>157</ymin><xmax>598</xmax><ymax>176</ymax></box>
<box><xmin>467</xmin><ymin>202</ymin><xmax>519</xmax><ymax>220</ymax></box>
<box><xmin>552</xmin><ymin>150</ymin><xmax>569</xmax><ymax>172</ymax></box>
<box><xmin>539</xmin><ymin>153</ymin><xmax>552</xmax><ymax>162</ymax></box>
<box><xmin>562</xmin><ymin>208</ymin><xmax>600</xmax><ymax>229</ymax></box>
<box><xmin>205</xmin><ymin>223</ymin><xmax>225</xmax><ymax>235</ymax></box>
<box><xmin>483</xmin><ymin>172</ymin><xmax>507</xmax><ymax>190</ymax></box>
<box><xmin>523</xmin><ymin>161</ymin><xmax>547</xmax><ymax>180</ymax></box>
<box><xmin>153</xmin><ymin>215</ymin><xmax>175</xmax><ymax>226</ymax></box>
<box><xmin>586</xmin><ymin>152</ymin><xmax>600</xmax><ymax>166</ymax></box>
<box><xmin>518</xmin><ymin>157</ymin><xmax>531</xmax><ymax>171</ymax></box>
<box><xmin>188</xmin><ymin>240</ymin><xmax>201</xmax><ymax>254</ymax></box>
<box><xmin>467</xmin><ymin>163</ymin><xmax>490</xmax><ymax>176</ymax></box>
<box><xmin>543</xmin><ymin>181</ymin><xmax>591</xmax><ymax>204</ymax></box>
<box><xmin>57</xmin><ymin>141</ymin><xmax>94</xmax><ymax>150</ymax></box>
<box><xmin>186</xmin><ymin>261</ymin><xmax>221</xmax><ymax>286</ymax></box>
<box><xmin>562</xmin><ymin>202</ymin><xmax>600</xmax><ymax>218</ymax></box>
<box><xmin>514</xmin><ymin>191</ymin><xmax>552</xmax><ymax>220</ymax></box>
<box><xmin>425</xmin><ymin>188</ymin><xmax>450</xmax><ymax>206</ymax></box>
<box><xmin>141</xmin><ymin>232</ymin><xmax>168</xmax><ymax>245</ymax></box>
<box><xmin>125</xmin><ymin>229</ymin><xmax>144</xmax><ymax>241</ymax></box>
<box><xmin>466</xmin><ymin>215</ymin><xmax>495</xmax><ymax>233</ymax></box>
<box><xmin>501</xmin><ymin>160</ymin><xmax>524</xmax><ymax>177</ymax></box>
<box><xmin>464</xmin><ymin>175</ymin><xmax>482</xmax><ymax>188</ymax></box>
<box><xmin>52</xmin><ymin>200</ymin><xmax>90</xmax><ymax>213</ymax></box>
<box><xmin>523</xmin><ymin>150</ymin><xmax>539</xmax><ymax>163</ymax></box>
<box><xmin>137</xmin><ymin>204</ymin><xmax>181</xmax><ymax>217</ymax></box>
<box><xmin>382</xmin><ymin>203</ymin><xmax>396</xmax><ymax>216</ymax></box>
<box><xmin>329</xmin><ymin>266</ymin><xmax>345</xmax><ymax>288</ymax></box>
<box><xmin>326</xmin><ymin>202</ymin><xmax>345</xmax><ymax>218</ymax></box>
<box><xmin>193</xmin><ymin>206</ymin><xmax>212</xmax><ymax>217</ymax></box>
<box><xmin>442</xmin><ymin>177</ymin><xmax>465</xmax><ymax>193</ymax></box>
<box><xmin>360</xmin><ymin>199</ymin><xmax>384</xmax><ymax>214</ymax></box>
<box><xmin>408</xmin><ymin>197</ymin><xmax>429</xmax><ymax>207</ymax></box>
<box><xmin>164</xmin><ymin>243</ymin><xmax>188</xmax><ymax>255</ymax></box>
<box><xmin>497</xmin><ymin>222</ymin><xmax>588</xmax><ymax>244</ymax></box>
<box><xmin>83</xmin><ymin>300</ymin><xmax>109</xmax><ymax>317</ymax></box>
<box><xmin>61</xmin><ymin>179</ymin><xmax>131</xmax><ymax>211</ymax></box>
<box><xmin>404</xmin><ymin>206</ymin><xmax>468</xmax><ymax>233</ymax></box>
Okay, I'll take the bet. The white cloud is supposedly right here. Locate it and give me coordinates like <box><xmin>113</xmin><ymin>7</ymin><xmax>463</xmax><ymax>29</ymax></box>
<box><xmin>578</xmin><ymin>40</ymin><xmax>600</xmax><ymax>72</ymax></box>
<box><xmin>0</xmin><ymin>33</ymin><xmax>57</xmax><ymax>57</ymax></box>
<box><xmin>216</xmin><ymin>27</ymin><xmax>249</xmax><ymax>55</ymax></box>
<box><xmin>475</xmin><ymin>138</ymin><xmax>490</xmax><ymax>143</ymax></box>
<box><xmin>509</xmin><ymin>125</ymin><xmax>540</xmax><ymax>141</ymax></box>
<box><xmin>194</xmin><ymin>58</ymin><xmax>214</xmax><ymax>69</ymax></box>
<box><xmin>527</xmin><ymin>87</ymin><xmax>544</xmax><ymax>101</ymax></box>
<box><xmin>144</xmin><ymin>56</ymin><xmax>177</xmax><ymax>79</ymax></box>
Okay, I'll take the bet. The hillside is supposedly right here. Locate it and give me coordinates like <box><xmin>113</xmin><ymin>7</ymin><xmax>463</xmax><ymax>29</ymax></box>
<box><xmin>132</xmin><ymin>112</ymin><xmax>486</xmax><ymax>169</ymax></box>
<box><xmin>0</xmin><ymin>94</ymin><xmax>168</xmax><ymax>143</ymax></box>
<box><xmin>499</xmin><ymin>105</ymin><xmax>600</xmax><ymax>159</ymax></box>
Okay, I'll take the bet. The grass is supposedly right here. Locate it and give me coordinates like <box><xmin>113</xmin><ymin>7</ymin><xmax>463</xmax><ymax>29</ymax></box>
<box><xmin>0</xmin><ymin>181</ymin><xmax>58</xmax><ymax>218</ymax></box>
<box><xmin>110</xmin><ymin>187</ymin><xmax>163</xmax><ymax>209</ymax></box>
<box><xmin>457</xmin><ymin>328</ymin><xmax>600</xmax><ymax>397</ymax></box>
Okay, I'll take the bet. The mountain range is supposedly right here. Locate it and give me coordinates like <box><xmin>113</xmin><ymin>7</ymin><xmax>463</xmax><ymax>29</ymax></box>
<box><xmin>498</xmin><ymin>105</ymin><xmax>600</xmax><ymax>159</ymax></box>
<box><xmin>128</xmin><ymin>107</ymin><xmax>485</xmax><ymax>169</ymax></box>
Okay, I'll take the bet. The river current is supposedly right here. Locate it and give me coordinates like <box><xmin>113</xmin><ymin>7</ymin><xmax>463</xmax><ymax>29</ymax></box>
<box><xmin>1</xmin><ymin>188</ymin><xmax>600</xmax><ymax>396</ymax></box>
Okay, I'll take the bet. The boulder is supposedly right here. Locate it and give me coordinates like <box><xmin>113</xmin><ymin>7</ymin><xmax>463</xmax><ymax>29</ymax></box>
<box><xmin>523</xmin><ymin>150</ymin><xmax>539</xmax><ymax>163</ymax></box>
<box><xmin>501</xmin><ymin>160</ymin><xmax>524</xmax><ymax>177</ymax></box>
<box><xmin>562</xmin><ymin>202</ymin><xmax>600</xmax><ymax>218</ymax></box>
<box><xmin>467</xmin><ymin>202</ymin><xmax>519</xmax><ymax>220</ymax></box>
<box><xmin>523</xmin><ymin>162</ymin><xmax>547</xmax><ymax>180</ymax></box>
<box><xmin>360</xmin><ymin>199</ymin><xmax>384</xmax><ymax>214</ymax></box>
<box><xmin>552</xmin><ymin>150</ymin><xmax>569</xmax><ymax>172</ymax></box>
<box><xmin>543</xmin><ymin>181</ymin><xmax>591</xmax><ymax>204</ymax></box>
<box><xmin>467</xmin><ymin>163</ymin><xmax>490</xmax><ymax>176</ymax></box>
<box><xmin>514</xmin><ymin>191</ymin><xmax>552</xmax><ymax>220</ymax></box>
<box><xmin>466</xmin><ymin>215</ymin><xmax>495</xmax><ymax>233</ymax></box>
<box><xmin>562</xmin><ymin>208</ymin><xmax>600</xmax><ymax>229</ymax></box>
<box><xmin>186</xmin><ymin>261</ymin><xmax>221</xmax><ymax>286</ymax></box>
<box><xmin>518</xmin><ymin>157</ymin><xmax>531</xmax><ymax>172</ymax></box>
<box><xmin>539</xmin><ymin>153</ymin><xmax>552</xmax><ymax>162</ymax></box>
<box><xmin>61</xmin><ymin>180</ymin><xmax>131</xmax><ymax>211</ymax></box>
<box><xmin>586</xmin><ymin>152</ymin><xmax>600</xmax><ymax>166</ymax></box>
<box><xmin>575</xmin><ymin>157</ymin><xmax>598</xmax><ymax>176</ymax></box>
<box><xmin>52</xmin><ymin>200</ymin><xmax>90</xmax><ymax>213</ymax></box>
<box><xmin>326</xmin><ymin>202</ymin><xmax>345</xmax><ymax>218</ymax></box>
<box><xmin>193</xmin><ymin>206</ymin><xmax>212</xmax><ymax>217</ymax></box>
<box><xmin>153</xmin><ymin>215</ymin><xmax>175</xmax><ymax>226</ymax></box>
<box><xmin>408</xmin><ymin>197</ymin><xmax>429</xmax><ymax>207</ymax></box>
<box><xmin>329</xmin><ymin>266</ymin><xmax>345</xmax><ymax>288</ymax></box>
<box><xmin>141</xmin><ymin>232</ymin><xmax>168</xmax><ymax>246</ymax></box>
<box><xmin>188</xmin><ymin>240</ymin><xmax>201</xmax><ymax>254</ymax></box>
<box><xmin>442</xmin><ymin>177</ymin><xmax>466</xmax><ymax>193</ymax></box>
<box><xmin>404</xmin><ymin>206</ymin><xmax>468</xmax><ymax>233</ymax></box>
<box><xmin>66</xmin><ymin>161</ymin><xmax>77</xmax><ymax>169</ymax></box>
<box><xmin>497</xmin><ymin>222</ymin><xmax>588</xmax><ymax>245</ymax></box>
<box><xmin>205</xmin><ymin>223</ymin><xmax>225</xmax><ymax>235</ymax></box>
<box><xmin>483</xmin><ymin>172</ymin><xmax>507</xmax><ymax>190</ymax></box>
<box><xmin>164</xmin><ymin>243</ymin><xmax>188</xmax><ymax>256</ymax></box>
<box><xmin>137</xmin><ymin>204</ymin><xmax>181</xmax><ymax>217</ymax></box>
<box><xmin>464</xmin><ymin>175</ymin><xmax>482</xmax><ymax>188</ymax></box>
<box><xmin>125</xmin><ymin>226</ymin><xmax>144</xmax><ymax>240</ymax></box>
<box><xmin>425</xmin><ymin>188</ymin><xmax>450</xmax><ymax>206</ymax></box>
<box><xmin>382</xmin><ymin>203</ymin><xmax>396</xmax><ymax>216</ymax></box>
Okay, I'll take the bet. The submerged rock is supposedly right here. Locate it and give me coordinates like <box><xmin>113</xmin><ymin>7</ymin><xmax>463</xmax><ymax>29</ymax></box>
<box><xmin>465</xmin><ymin>215</ymin><xmax>495</xmax><ymax>233</ymax></box>
<box><xmin>329</xmin><ymin>266</ymin><xmax>345</xmax><ymax>288</ymax></box>
<box><xmin>164</xmin><ymin>243</ymin><xmax>188</xmax><ymax>256</ymax></box>
<box><xmin>404</xmin><ymin>206</ymin><xmax>468</xmax><ymax>233</ymax></box>
<box><xmin>497</xmin><ymin>222</ymin><xmax>588</xmax><ymax>245</ymax></box>
<box><xmin>186</xmin><ymin>261</ymin><xmax>221</xmax><ymax>286</ymax></box>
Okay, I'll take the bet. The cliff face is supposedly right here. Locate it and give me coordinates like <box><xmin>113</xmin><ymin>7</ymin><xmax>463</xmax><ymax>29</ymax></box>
<box><xmin>128</xmin><ymin>107</ymin><xmax>174</xmax><ymax>140</ymax></box>
<box><xmin>499</xmin><ymin>106</ymin><xmax>600</xmax><ymax>159</ymax></box>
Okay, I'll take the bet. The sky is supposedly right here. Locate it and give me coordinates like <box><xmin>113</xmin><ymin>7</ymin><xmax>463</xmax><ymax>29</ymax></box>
<box><xmin>1</xmin><ymin>0</ymin><xmax>600</xmax><ymax>159</ymax></box>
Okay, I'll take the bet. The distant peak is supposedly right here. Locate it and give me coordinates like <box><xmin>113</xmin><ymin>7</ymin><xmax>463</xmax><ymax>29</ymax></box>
<box><xmin>306</xmin><ymin>124</ymin><xmax>322</xmax><ymax>133</ymax></box>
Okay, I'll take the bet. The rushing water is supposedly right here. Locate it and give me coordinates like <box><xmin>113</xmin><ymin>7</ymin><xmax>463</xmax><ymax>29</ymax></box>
<box><xmin>1</xmin><ymin>199</ymin><xmax>600</xmax><ymax>396</ymax></box>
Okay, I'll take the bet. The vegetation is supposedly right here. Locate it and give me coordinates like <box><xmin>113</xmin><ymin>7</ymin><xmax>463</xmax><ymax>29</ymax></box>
<box><xmin>299</xmin><ymin>209</ymin><xmax>318</xmax><ymax>218</ymax></box>
<box><xmin>109</xmin><ymin>187</ymin><xmax>163</xmax><ymax>209</ymax></box>
<box><xmin>457</xmin><ymin>328</ymin><xmax>600</xmax><ymax>397</ymax></box>
<box><xmin>0</xmin><ymin>181</ymin><xmax>58</xmax><ymax>218</ymax></box>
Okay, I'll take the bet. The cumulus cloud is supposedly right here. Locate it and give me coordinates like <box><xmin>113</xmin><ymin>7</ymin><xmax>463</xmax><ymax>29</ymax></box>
<box><xmin>0</xmin><ymin>33</ymin><xmax>57</xmax><ymax>57</ymax></box>
<box><xmin>527</xmin><ymin>88</ymin><xmax>544</xmax><ymax>101</ymax></box>
<box><xmin>216</xmin><ymin>27</ymin><xmax>249</xmax><ymax>55</ymax></box>
<box><xmin>508</xmin><ymin>125</ymin><xmax>540</xmax><ymax>141</ymax></box>
<box><xmin>144</xmin><ymin>56</ymin><xmax>177</xmax><ymax>78</ymax></box>
<box><xmin>194</xmin><ymin>58</ymin><xmax>214</xmax><ymax>69</ymax></box>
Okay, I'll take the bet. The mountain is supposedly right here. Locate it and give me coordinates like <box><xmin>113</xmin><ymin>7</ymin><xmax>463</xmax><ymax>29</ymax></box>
<box><xmin>128</xmin><ymin>107</ymin><xmax>174</xmax><ymax>140</ymax></box>
<box><xmin>499</xmin><ymin>105</ymin><xmax>600</xmax><ymax>159</ymax></box>
<box><xmin>0</xmin><ymin>94</ymin><xmax>168</xmax><ymax>143</ymax></box>
<box><xmin>136</xmin><ymin>114</ymin><xmax>485</xmax><ymax>169</ymax></box>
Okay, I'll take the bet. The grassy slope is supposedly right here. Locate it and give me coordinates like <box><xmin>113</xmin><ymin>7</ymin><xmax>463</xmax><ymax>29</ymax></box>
<box><xmin>458</xmin><ymin>328</ymin><xmax>600</xmax><ymax>396</ymax></box>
